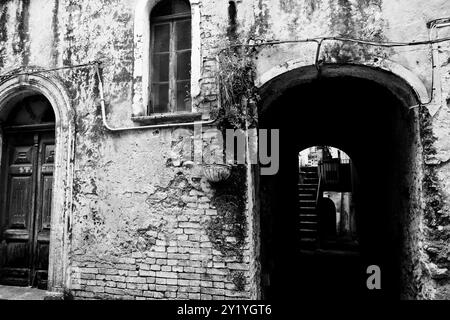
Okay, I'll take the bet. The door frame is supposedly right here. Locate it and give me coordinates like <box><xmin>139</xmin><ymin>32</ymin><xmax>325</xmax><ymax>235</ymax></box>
<box><xmin>0</xmin><ymin>126</ymin><xmax>56</xmax><ymax>288</ymax></box>
<box><xmin>0</xmin><ymin>72</ymin><xmax>74</xmax><ymax>297</ymax></box>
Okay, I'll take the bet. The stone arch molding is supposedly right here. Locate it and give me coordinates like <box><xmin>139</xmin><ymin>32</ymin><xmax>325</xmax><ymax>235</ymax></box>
<box><xmin>0</xmin><ymin>70</ymin><xmax>74</xmax><ymax>296</ymax></box>
<box><xmin>256</xmin><ymin>58</ymin><xmax>430</xmax><ymax>109</ymax></box>
<box><xmin>133</xmin><ymin>0</ymin><xmax>201</xmax><ymax>117</ymax></box>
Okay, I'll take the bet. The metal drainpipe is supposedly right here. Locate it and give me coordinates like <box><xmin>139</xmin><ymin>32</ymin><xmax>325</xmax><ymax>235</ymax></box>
<box><xmin>94</xmin><ymin>64</ymin><xmax>217</xmax><ymax>132</ymax></box>
<box><xmin>410</xmin><ymin>17</ymin><xmax>450</xmax><ymax>110</ymax></box>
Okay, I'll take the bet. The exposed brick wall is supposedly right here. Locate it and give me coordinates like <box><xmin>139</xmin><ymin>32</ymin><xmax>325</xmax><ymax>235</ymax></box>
<box><xmin>1</xmin><ymin>0</ymin><xmax>450</xmax><ymax>300</ymax></box>
<box><xmin>69</xmin><ymin>168</ymin><xmax>254</xmax><ymax>300</ymax></box>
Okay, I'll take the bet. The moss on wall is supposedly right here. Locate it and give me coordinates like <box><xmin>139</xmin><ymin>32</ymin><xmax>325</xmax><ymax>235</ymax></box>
<box><xmin>420</xmin><ymin>105</ymin><xmax>450</xmax><ymax>297</ymax></box>
<box><xmin>51</xmin><ymin>0</ymin><xmax>60</xmax><ymax>66</ymax></box>
<box><xmin>14</xmin><ymin>0</ymin><xmax>30</xmax><ymax>65</ymax></box>
<box><xmin>207</xmin><ymin>165</ymin><xmax>248</xmax><ymax>261</ymax></box>
<box><xmin>420</xmin><ymin>106</ymin><xmax>446</xmax><ymax>227</ymax></box>
<box><xmin>0</xmin><ymin>6</ymin><xmax>8</xmax><ymax>68</ymax></box>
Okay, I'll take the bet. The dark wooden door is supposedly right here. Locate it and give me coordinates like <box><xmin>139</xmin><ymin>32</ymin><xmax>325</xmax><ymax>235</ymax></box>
<box><xmin>0</xmin><ymin>129</ymin><xmax>54</xmax><ymax>289</ymax></box>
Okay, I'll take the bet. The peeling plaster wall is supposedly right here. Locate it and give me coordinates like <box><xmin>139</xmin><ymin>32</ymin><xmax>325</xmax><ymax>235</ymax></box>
<box><xmin>0</xmin><ymin>0</ymin><xmax>255</xmax><ymax>300</ymax></box>
<box><xmin>0</xmin><ymin>0</ymin><xmax>449</xmax><ymax>300</ymax></box>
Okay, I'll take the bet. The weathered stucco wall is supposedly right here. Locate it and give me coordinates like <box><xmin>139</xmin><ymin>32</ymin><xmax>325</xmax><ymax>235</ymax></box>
<box><xmin>0</xmin><ymin>0</ymin><xmax>450</xmax><ymax>300</ymax></box>
<box><xmin>0</xmin><ymin>0</ymin><xmax>257</xmax><ymax>300</ymax></box>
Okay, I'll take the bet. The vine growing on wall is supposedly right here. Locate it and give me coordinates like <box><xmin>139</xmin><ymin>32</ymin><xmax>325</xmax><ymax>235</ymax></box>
<box><xmin>419</xmin><ymin>105</ymin><xmax>450</xmax><ymax>294</ymax></box>
<box><xmin>206</xmin><ymin>164</ymin><xmax>247</xmax><ymax>261</ymax></box>
<box><xmin>212</xmin><ymin>37</ymin><xmax>260</xmax><ymax>131</ymax></box>
<box><xmin>420</xmin><ymin>106</ymin><xmax>447</xmax><ymax>229</ymax></box>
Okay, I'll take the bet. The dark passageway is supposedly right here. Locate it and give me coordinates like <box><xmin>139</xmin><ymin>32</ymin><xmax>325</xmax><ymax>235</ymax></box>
<box><xmin>258</xmin><ymin>68</ymin><xmax>422</xmax><ymax>301</ymax></box>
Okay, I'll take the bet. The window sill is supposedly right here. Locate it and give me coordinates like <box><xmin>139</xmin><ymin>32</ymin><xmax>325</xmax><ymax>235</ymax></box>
<box><xmin>131</xmin><ymin>112</ymin><xmax>203</xmax><ymax>125</ymax></box>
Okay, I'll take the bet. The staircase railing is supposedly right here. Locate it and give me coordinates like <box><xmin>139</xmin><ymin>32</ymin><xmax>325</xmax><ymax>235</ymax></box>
<box><xmin>318</xmin><ymin>159</ymin><xmax>340</xmax><ymax>186</ymax></box>
<box><xmin>315</xmin><ymin>172</ymin><xmax>322</xmax><ymax>208</ymax></box>
<box><xmin>315</xmin><ymin>172</ymin><xmax>322</xmax><ymax>248</ymax></box>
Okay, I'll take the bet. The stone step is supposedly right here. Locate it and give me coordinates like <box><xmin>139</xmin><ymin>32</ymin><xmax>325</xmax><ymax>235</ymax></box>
<box><xmin>300</xmin><ymin>236</ymin><xmax>317</xmax><ymax>241</ymax></box>
<box><xmin>300</xmin><ymin>229</ymin><xmax>318</xmax><ymax>235</ymax></box>
<box><xmin>299</xmin><ymin>204</ymin><xmax>316</xmax><ymax>209</ymax></box>
<box><xmin>299</xmin><ymin>189</ymin><xmax>316</xmax><ymax>193</ymax></box>
<box><xmin>299</xmin><ymin>222</ymin><xmax>318</xmax><ymax>231</ymax></box>
<box><xmin>298</xmin><ymin>183</ymin><xmax>318</xmax><ymax>187</ymax></box>
<box><xmin>300</xmin><ymin>167</ymin><xmax>318</xmax><ymax>173</ymax></box>
<box><xmin>301</xmin><ymin>172</ymin><xmax>319</xmax><ymax>178</ymax></box>
<box><xmin>299</xmin><ymin>214</ymin><xmax>318</xmax><ymax>221</ymax></box>
<box><xmin>299</xmin><ymin>200</ymin><xmax>316</xmax><ymax>204</ymax></box>
<box><xmin>300</xmin><ymin>220</ymin><xmax>318</xmax><ymax>226</ymax></box>
<box><xmin>303</xmin><ymin>179</ymin><xmax>319</xmax><ymax>185</ymax></box>
<box><xmin>299</xmin><ymin>206</ymin><xmax>316</xmax><ymax>211</ymax></box>
<box><xmin>298</xmin><ymin>186</ymin><xmax>318</xmax><ymax>192</ymax></box>
<box><xmin>299</xmin><ymin>192</ymin><xmax>315</xmax><ymax>197</ymax></box>
<box><xmin>299</xmin><ymin>198</ymin><xmax>315</xmax><ymax>202</ymax></box>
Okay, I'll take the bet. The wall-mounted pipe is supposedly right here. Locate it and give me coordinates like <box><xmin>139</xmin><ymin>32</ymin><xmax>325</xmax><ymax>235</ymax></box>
<box><xmin>94</xmin><ymin>63</ymin><xmax>216</xmax><ymax>132</ymax></box>
<box><xmin>220</xmin><ymin>31</ymin><xmax>450</xmax><ymax>110</ymax></box>
<box><xmin>3</xmin><ymin>30</ymin><xmax>449</xmax><ymax>130</ymax></box>
<box><xmin>411</xmin><ymin>17</ymin><xmax>450</xmax><ymax>110</ymax></box>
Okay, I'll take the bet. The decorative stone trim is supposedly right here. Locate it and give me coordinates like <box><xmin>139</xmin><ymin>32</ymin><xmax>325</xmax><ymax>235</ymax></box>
<box><xmin>131</xmin><ymin>111</ymin><xmax>203</xmax><ymax>125</ymax></box>
<box><xmin>0</xmin><ymin>70</ymin><xmax>74</xmax><ymax>295</ymax></box>
<box><xmin>133</xmin><ymin>0</ymin><xmax>201</xmax><ymax>117</ymax></box>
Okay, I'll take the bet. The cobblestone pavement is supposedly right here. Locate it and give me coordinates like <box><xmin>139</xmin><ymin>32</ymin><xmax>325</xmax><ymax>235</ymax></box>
<box><xmin>0</xmin><ymin>285</ymin><xmax>47</xmax><ymax>300</ymax></box>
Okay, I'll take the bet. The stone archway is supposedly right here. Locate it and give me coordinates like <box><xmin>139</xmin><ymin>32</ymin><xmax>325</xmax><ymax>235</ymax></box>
<box><xmin>0</xmin><ymin>72</ymin><xmax>73</xmax><ymax>296</ymax></box>
<box><xmin>256</xmin><ymin>64</ymin><xmax>425</xmax><ymax>300</ymax></box>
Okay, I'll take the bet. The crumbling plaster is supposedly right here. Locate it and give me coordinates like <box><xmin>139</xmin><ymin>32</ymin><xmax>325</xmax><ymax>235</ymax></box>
<box><xmin>0</xmin><ymin>0</ymin><xmax>449</xmax><ymax>299</ymax></box>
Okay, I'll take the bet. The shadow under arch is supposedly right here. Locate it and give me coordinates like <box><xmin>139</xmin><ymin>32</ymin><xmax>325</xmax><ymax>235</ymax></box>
<box><xmin>0</xmin><ymin>71</ymin><xmax>74</xmax><ymax>296</ymax></box>
<box><xmin>259</xmin><ymin>63</ymin><xmax>425</xmax><ymax>117</ymax></box>
<box><xmin>256</xmin><ymin>64</ymin><xmax>424</xmax><ymax>301</ymax></box>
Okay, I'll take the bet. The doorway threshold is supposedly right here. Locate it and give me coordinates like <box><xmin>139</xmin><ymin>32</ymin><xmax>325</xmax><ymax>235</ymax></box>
<box><xmin>300</xmin><ymin>248</ymin><xmax>361</xmax><ymax>256</ymax></box>
<box><xmin>0</xmin><ymin>285</ymin><xmax>47</xmax><ymax>300</ymax></box>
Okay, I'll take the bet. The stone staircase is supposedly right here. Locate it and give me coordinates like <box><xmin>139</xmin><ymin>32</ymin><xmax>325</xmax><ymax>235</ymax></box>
<box><xmin>299</xmin><ymin>166</ymin><xmax>320</xmax><ymax>249</ymax></box>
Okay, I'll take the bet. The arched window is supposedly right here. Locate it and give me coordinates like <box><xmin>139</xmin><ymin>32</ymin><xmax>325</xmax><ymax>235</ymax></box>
<box><xmin>150</xmin><ymin>0</ymin><xmax>191</xmax><ymax>114</ymax></box>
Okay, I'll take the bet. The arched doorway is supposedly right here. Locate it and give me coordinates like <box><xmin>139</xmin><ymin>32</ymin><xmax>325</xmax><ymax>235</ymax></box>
<box><xmin>0</xmin><ymin>93</ymin><xmax>56</xmax><ymax>289</ymax></box>
<box><xmin>258</xmin><ymin>66</ymin><xmax>423</xmax><ymax>300</ymax></box>
<box><xmin>298</xmin><ymin>146</ymin><xmax>357</xmax><ymax>249</ymax></box>
<box><xmin>297</xmin><ymin>146</ymin><xmax>362</xmax><ymax>298</ymax></box>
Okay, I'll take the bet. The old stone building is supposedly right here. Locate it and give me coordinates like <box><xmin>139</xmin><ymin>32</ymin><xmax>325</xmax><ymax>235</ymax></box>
<box><xmin>0</xmin><ymin>0</ymin><xmax>450</xmax><ymax>300</ymax></box>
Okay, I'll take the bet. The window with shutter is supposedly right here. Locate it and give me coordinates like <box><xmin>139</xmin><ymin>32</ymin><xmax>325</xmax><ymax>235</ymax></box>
<box><xmin>150</xmin><ymin>0</ymin><xmax>191</xmax><ymax>114</ymax></box>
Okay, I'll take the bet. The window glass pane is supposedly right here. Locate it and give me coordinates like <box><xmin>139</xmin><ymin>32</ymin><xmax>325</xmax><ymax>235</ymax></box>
<box><xmin>152</xmin><ymin>83</ymin><xmax>169</xmax><ymax>113</ymax></box>
<box><xmin>176</xmin><ymin>50</ymin><xmax>191</xmax><ymax>81</ymax></box>
<box><xmin>153</xmin><ymin>24</ymin><xmax>170</xmax><ymax>52</ymax></box>
<box><xmin>150</xmin><ymin>0</ymin><xmax>192</xmax><ymax>115</ymax></box>
<box><xmin>173</xmin><ymin>0</ymin><xmax>190</xmax><ymax>14</ymax></box>
<box><xmin>176</xmin><ymin>20</ymin><xmax>191</xmax><ymax>50</ymax></box>
<box><xmin>151</xmin><ymin>0</ymin><xmax>190</xmax><ymax>17</ymax></box>
<box><xmin>151</xmin><ymin>1</ymin><xmax>172</xmax><ymax>17</ymax></box>
<box><xmin>176</xmin><ymin>80</ymin><xmax>191</xmax><ymax>112</ymax></box>
<box><xmin>152</xmin><ymin>53</ymin><xmax>169</xmax><ymax>82</ymax></box>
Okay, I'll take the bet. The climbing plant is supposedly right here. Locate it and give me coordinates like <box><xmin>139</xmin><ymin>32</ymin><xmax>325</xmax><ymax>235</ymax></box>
<box><xmin>206</xmin><ymin>164</ymin><xmax>248</xmax><ymax>261</ymax></box>
<box><xmin>420</xmin><ymin>106</ymin><xmax>447</xmax><ymax>229</ymax></box>
<box><xmin>212</xmin><ymin>37</ymin><xmax>260</xmax><ymax>131</ymax></box>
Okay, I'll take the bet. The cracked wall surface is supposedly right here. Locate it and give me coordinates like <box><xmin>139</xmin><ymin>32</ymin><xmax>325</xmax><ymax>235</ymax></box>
<box><xmin>0</xmin><ymin>0</ymin><xmax>450</xmax><ymax>300</ymax></box>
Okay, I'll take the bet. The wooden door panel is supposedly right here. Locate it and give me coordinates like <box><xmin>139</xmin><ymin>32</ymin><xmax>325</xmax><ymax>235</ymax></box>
<box><xmin>41</xmin><ymin>176</ymin><xmax>53</xmax><ymax>229</ymax></box>
<box><xmin>33</xmin><ymin>135</ymin><xmax>54</xmax><ymax>289</ymax></box>
<box><xmin>0</xmin><ymin>136</ymin><xmax>36</xmax><ymax>286</ymax></box>
<box><xmin>3</xmin><ymin>238</ymin><xmax>30</xmax><ymax>286</ymax></box>
<box><xmin>5</xmin><ymin>241</ymin><xmax>29</xmax><ymax>267</ymax></box>
<box><xmin>0</xmin><ymin>131</ymin><xmax>54</xmax><ymax>288</ymax></box>
<box><xmin>7</xmin><ymin>176</ymin><xmax>33</xmax><ymax>228</ymax></box>
<box><xmin>38</xmin><ymin>144</ymin><xmax>53</xmax><ymax>232</ymax></box>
